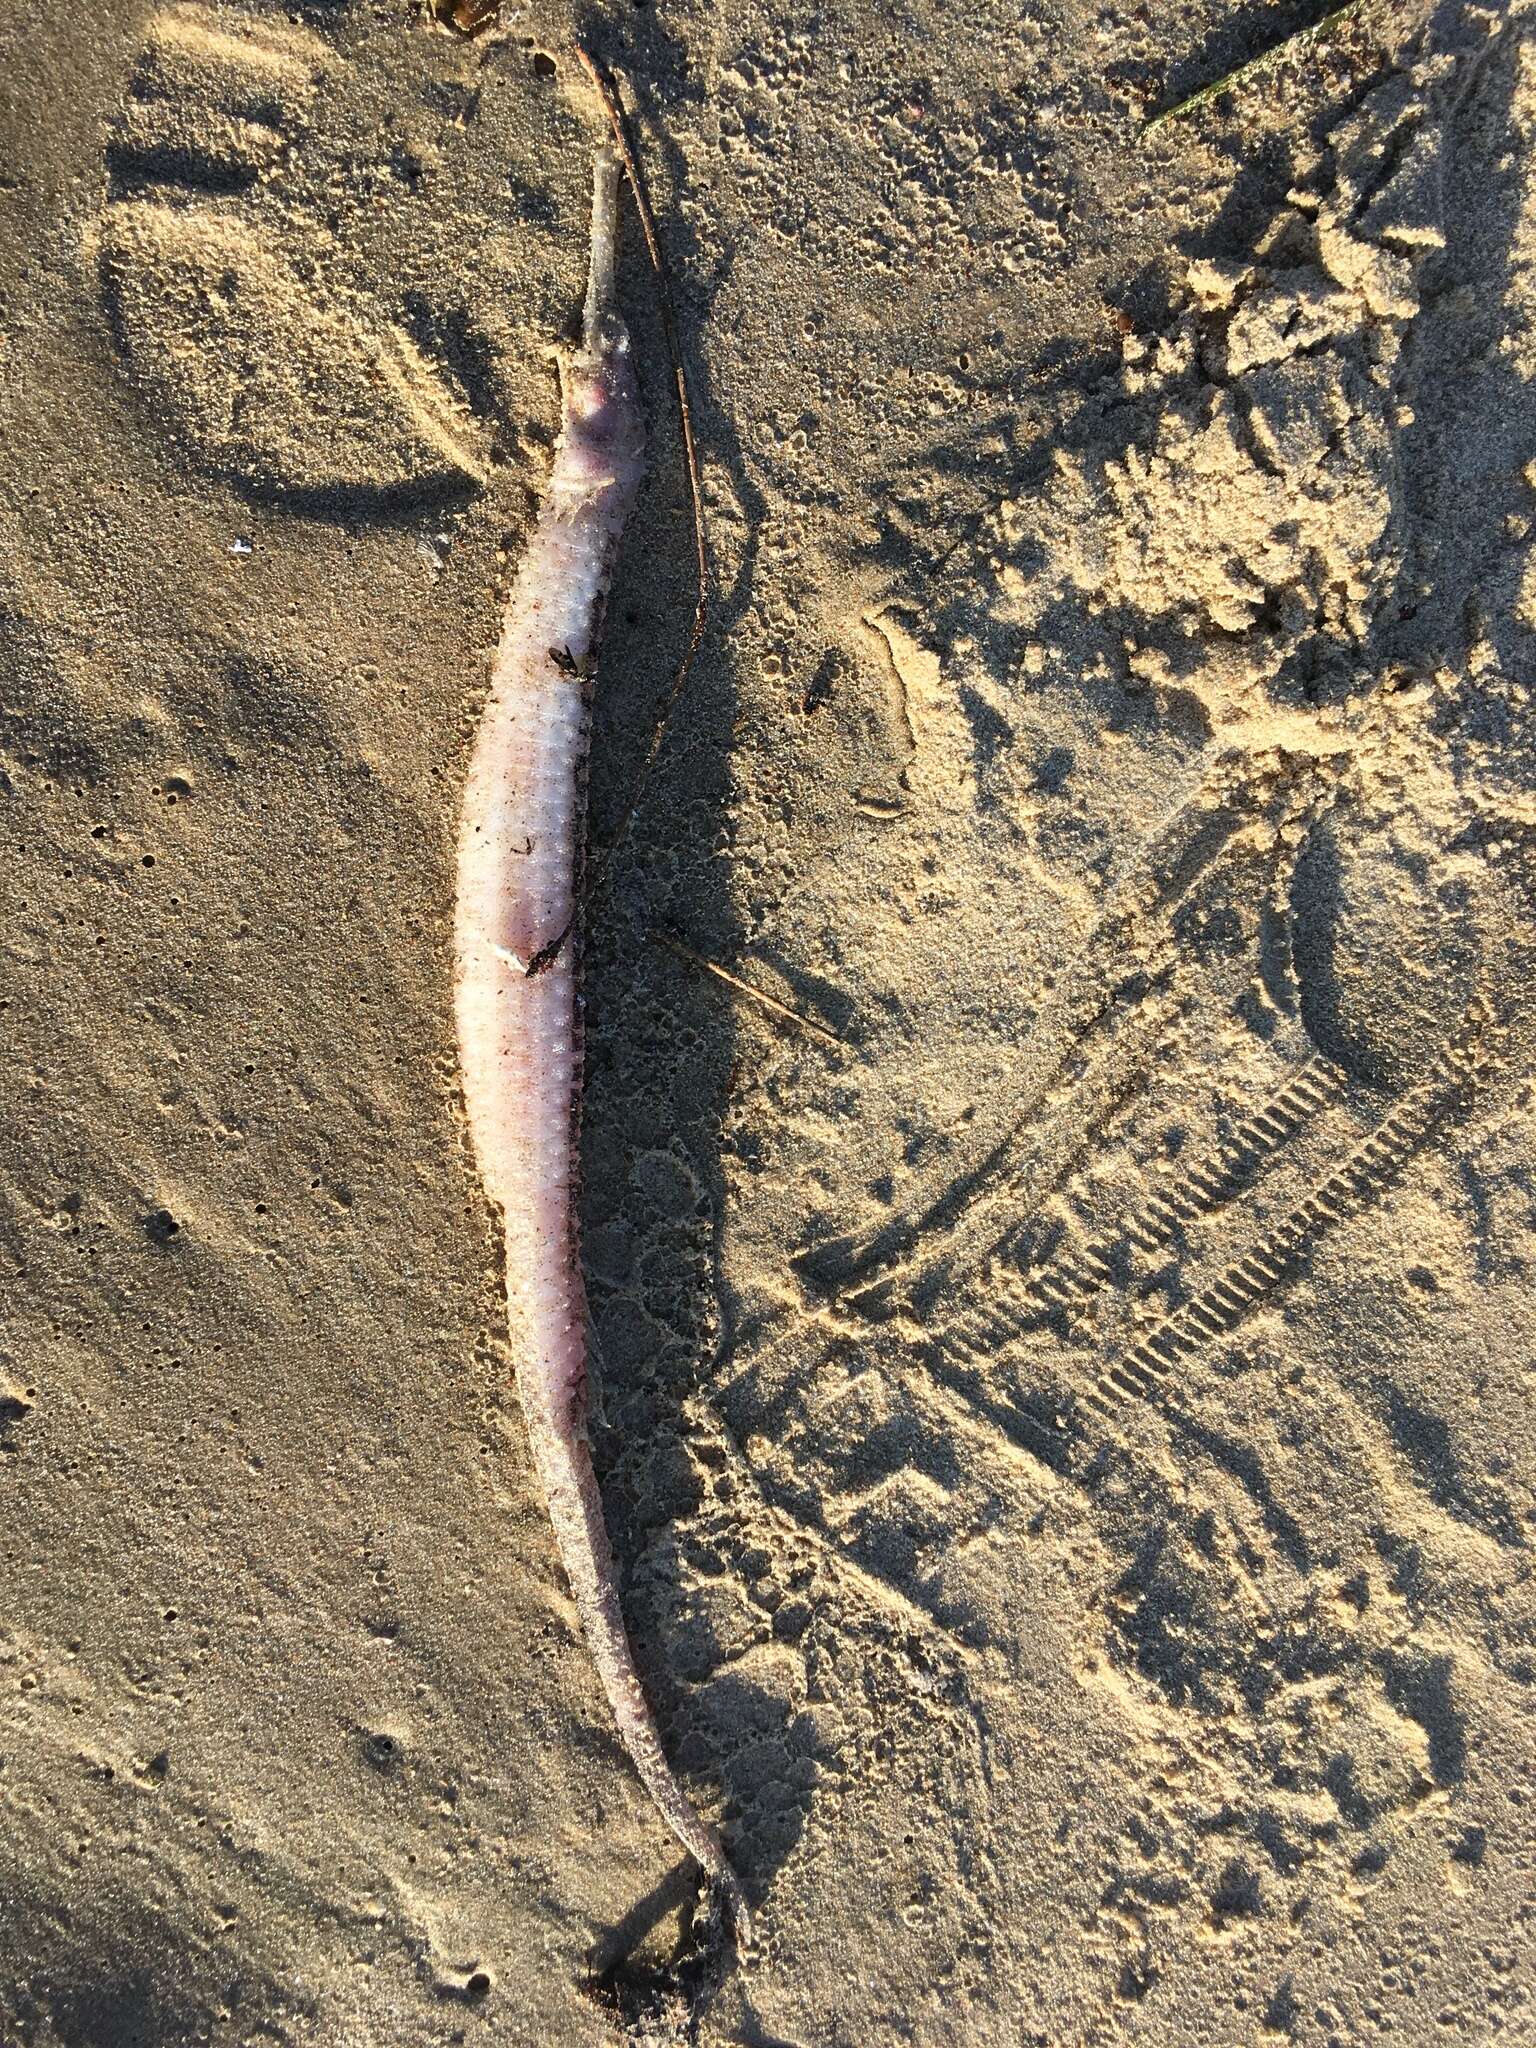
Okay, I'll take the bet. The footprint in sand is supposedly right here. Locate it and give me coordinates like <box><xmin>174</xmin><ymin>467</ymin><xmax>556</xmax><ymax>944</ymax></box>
<box><xmin>90</xmin><ymin>3</ymin><xmax>487</xmax><ymax>504</ymax></box>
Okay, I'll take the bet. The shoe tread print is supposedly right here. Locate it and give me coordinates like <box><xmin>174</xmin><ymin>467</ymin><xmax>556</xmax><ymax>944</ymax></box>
<box><xmin>94</xmin><ymin>4</ymin><xmax>487</xmax><ymax>503</ymax></box>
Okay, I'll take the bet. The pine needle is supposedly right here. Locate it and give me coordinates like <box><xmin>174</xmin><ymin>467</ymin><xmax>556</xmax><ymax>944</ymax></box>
<box><xmin>652</xmin><ymin>931</ymin><xmax>845</xmax><ymax>1049</ymax></box>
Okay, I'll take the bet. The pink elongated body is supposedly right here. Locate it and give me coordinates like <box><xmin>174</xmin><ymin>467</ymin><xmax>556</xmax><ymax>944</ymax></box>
<box><xmin>454</xmin><ymin>149</ymin><xmax>745</xmax><ymax>1929</ymax></box>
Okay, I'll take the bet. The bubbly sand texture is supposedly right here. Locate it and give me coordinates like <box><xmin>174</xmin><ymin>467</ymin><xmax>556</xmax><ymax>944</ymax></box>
<box><xmin>1</xmin><ymin>2</ymin><xmax>1534</xmax><ymax>2043</ymax></box>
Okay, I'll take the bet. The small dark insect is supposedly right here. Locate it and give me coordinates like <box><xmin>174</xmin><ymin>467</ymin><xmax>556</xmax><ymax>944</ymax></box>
<box><xmin>547</xmin><ymin>643</ymin><xmax>591</xmax><ymax>679</ymax></box>
<box><xmin>427</xmin><ymin>0</ymin><xmax>498</xmax><ymax>37</ymax></box>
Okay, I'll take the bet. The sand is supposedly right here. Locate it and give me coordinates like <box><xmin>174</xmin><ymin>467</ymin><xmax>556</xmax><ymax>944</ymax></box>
<box><xmin>2</xmin><ymin>1</ymin><xmax>1534</xmax><ymax>2042</ymax></box>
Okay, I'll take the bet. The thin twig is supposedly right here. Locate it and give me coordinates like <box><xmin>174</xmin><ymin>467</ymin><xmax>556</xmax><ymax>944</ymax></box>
<box><xmin>1141</xmin><ymin>1</ymin><xmax>1371</xmax><ymax>137</ymax></box>
<box><xmin>652</xmin><ymin>930</ymin><xmax>844</xmax><ymax>1048</ymax></box>
<box><xmin>574</xmin><ymin>45</ymin><xmax>710</xmax><ymax>886</ymax></box>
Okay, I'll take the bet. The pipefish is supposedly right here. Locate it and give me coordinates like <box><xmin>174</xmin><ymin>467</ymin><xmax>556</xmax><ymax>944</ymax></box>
<box><xmin>453</xmin><ymin>135</ymin><xmax>748</xmax><ymax>1935</ymax></box>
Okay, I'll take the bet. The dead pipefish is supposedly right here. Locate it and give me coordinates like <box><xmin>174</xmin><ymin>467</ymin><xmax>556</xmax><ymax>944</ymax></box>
<box><xmin>454</xmin><ymin>148</ymin><xmax>747</xmax><ymax>1932</ymax></box>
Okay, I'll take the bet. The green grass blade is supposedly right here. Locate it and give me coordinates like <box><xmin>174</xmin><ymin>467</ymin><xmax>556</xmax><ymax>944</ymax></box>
<box><xmin>1142</xmin><ymin>1</ymin><xmax>1373</xmax><ymax>137</ymax></box>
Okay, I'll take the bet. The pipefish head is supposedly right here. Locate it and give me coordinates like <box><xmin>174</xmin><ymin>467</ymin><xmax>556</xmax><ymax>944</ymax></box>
<box><xmin>558</xmin><ymin>325</ymin><xmax>644</xmax><ymax>490</ymax></box>
<box><xmin>556</xmin><ymin>146</ymin><xmax>644</xmax><ymax>486</ymax></box>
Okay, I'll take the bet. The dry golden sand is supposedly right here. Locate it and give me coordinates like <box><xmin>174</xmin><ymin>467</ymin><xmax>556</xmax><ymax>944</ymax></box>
<box><xmin>2</xmin><ymin>2</ymin><xmax>1535</xmax><ymax>2042</ymax></box>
